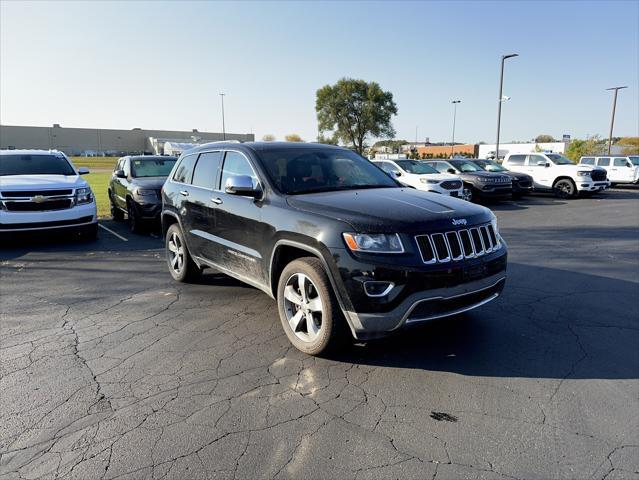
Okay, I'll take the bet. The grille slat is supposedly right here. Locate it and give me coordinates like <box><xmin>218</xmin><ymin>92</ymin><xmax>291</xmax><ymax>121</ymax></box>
<box><xmin>415</xmin><ymin>223</ymin><xmax>500</xmax><ymax>265</ymax></box>
<box><xmin>441</xmin><ymin>180</ymin><xmax>462</xmax><ymax>190</ymax></box>
<box><xmin>1</xmin><ymin>189</ymin><xmax>73</xmax><ymax>198</ymax></box>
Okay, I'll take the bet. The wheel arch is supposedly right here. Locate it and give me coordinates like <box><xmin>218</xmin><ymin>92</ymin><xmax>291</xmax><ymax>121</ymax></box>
<box><xmin>552</xmin><ymin>175</ymin><xmax>575</xmax><ymax>187</ymax></box>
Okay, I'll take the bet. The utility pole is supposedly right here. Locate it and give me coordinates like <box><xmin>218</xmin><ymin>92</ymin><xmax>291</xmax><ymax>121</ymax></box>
<box><xmin>495</xmin><ymin>53</ymin><xmax>518</xmax><ymax>161</ymax></box>
<box><xmin>220</xmin><ymin>93</ymin><xmax>226</xmax><ymax>140</ymax></box>
<box><xmin>606</xmin><ymin>86</ymin><xmax>627</xmax><ymax>154</ymax></box>
<box><xmin>451</xmin><ymin>100</ymin><xmax>461</xmax><ymax>157</ymax></box>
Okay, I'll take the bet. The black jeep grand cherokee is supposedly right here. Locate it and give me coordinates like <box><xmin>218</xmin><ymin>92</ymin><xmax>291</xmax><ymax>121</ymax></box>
<box><xmin>162</xmin><ymin>142</ymin><xmax>507</xmax><ymax>355</ymax></box>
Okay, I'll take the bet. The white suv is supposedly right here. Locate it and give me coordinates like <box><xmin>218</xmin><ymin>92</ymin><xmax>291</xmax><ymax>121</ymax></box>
<box><xmin>502</xmin><ymin>152</ymin><xmax>609</xmax><ymax>198</ymax></box>
<box><xmin>0</xmin><ymin>150</ymin><xmax>97</xmax><ymax>237</ymax></box>
<box><xmin>372</xmin><ymin>159</ymin><xmax>464</xmax><ymax>198</ymax></box>
<box><xmin>579</xmin><ymin>155</ymin><xmax>639</xmax><ymax>184</ymax></box>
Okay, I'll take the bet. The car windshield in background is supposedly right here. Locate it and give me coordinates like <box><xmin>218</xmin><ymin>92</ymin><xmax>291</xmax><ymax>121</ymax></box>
<box><xmin>474</xmin><ymin>160</ymin><xmax>507</xmax><ymax>172</ymax></box>
<box><xmin>629</xmin><ymin>156</ymin><xmax>639</xmax><ymax>166</ymax></box>
<box><xmin>396</xmin><ymin>160</ymin><xmax>439</xmax><ymax>174</ymax></box>
<box><xmin>131</xmin><ymin>158</ymin><xmax>177</xmax><ymax>178</ymax></box>
<box><xmin>450</xmin><ymin>160</ymin><xmax>482</xmax><ymax>173</ymax></box>
<box><xmin>0</xmin><ymin>154</ymin><xmax>76</xmax><ymax>176</ymax></box>
<box><xmin>546</xmin><ymin>154</ymin><xmax>573</xmax><ymax>165</ymax></box>
<box><xmin>258</xmin><ymin>147</ymin><xmax>399</xmax><ymax>195</ymax></box>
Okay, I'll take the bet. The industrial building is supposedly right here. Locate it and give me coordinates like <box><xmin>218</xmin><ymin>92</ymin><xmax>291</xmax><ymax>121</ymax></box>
<box><xmin>0</xmin><ymin>124</ymin><xmax>254</xmax><ymax>156</ymax></box>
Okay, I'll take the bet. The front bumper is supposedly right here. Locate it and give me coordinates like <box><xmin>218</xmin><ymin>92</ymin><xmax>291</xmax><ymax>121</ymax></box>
<box><xmin>576</xmin><ymin>180</ymin><xmax>609</xmax><ymax>192</ymax></box>
<box><xmin>477</xmin><ymin>185</ymin><xmax>512</xmax><ymax>198</ymax></box>
<box><xmin>329</xmin><ymin>244</ymin><xmax>508</xmax><ymax>340</ymax></box>
<box><xmin>132</xmin><ymin>199</ymin><xmax>162</xmax><ymax>220</ymax></box>
<box><xmin>0</xmin><ymin>202</ymin><xmax>97</xmax><ymax>232</ymax></box>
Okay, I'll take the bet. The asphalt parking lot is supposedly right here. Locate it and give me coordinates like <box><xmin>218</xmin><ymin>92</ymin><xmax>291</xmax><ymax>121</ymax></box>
<box><xmin>1</xmin><ymin>188</ymin><xmax>638</xmax><ymax>480</ymax></box>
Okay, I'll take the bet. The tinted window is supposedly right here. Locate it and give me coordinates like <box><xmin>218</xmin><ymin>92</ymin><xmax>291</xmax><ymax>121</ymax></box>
<box><xmin>381</xmin><ymin>162</ymin><xmax>400</xmax><ymax>174</ymax></box>
<box><xmin>192</xmin><ymin>151</ymin><xmax>222</xmax><ymax>188</ymax></box>
<box><xmin>528</xmin><ymin>155</ymin><xmax>547</xmax><ymax>166</ymax></box>
<box><xmin>450</xmin><ymin>160</ymin><xmax>482</xmax><ymax>172</ymax></box>
<box><xmin>428</xmin><ymin>162</ymin><xmax>449</xmax><ymax>173</ymax></box>
<box><xmin>581</xmin><ymin>157</ymin><xmax>595</xmax><ymax>165</ymax></box>
<box><xmin>220</xmin><ymin>151</ymin><xmax>258</xmax><ymax>190</ymax></box>
<box><xmin>597</xmin><ymin>158</ymin><xmax>611</xmax><ymax>167</ymax></box>
<box><xmin>115</xmin><ymin>159</ymin><xmax>124</xmax><ymax>171</ymax></box>
<box><xmin>507</xmin><ymin>155</ymin><xmax>526</xmax><ymax>166</ymax></box>
<box><xmin>396</xmin><ymin>160</ymin><xmax>439</xmax><ymax>174</ymax></box>
<box><xmin>172</xmin><ymin>154</ymin><xmax>197</xmax><ymax>184</ymax></box>
<box><xmin>0</xmin><ymin>154</ymin><xmax>75</xmax><ymax>176</ymax></box>
<box><xmin>131</xmin><ymin>157</ymin><xmax>177</xmax><ymax>178</ymax></box>
<box><xmin>257</xmin><ymin>147</ymin><xmax>398</xmax><ymax>195</ymax></box>
<box><xmin>613</xmin><ymin>158</ymin><xmax>628</xmax><ymax>167</ymax></box>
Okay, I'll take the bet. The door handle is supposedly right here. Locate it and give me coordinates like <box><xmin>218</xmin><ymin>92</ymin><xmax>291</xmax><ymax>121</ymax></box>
<box><xmin>211</xmin><ymin>197</ymin><xmax>223</xmax><ymax>205</ymax></box>
<box><xmin>179</xmin><ymin>190</ymin><xmax>189</xmax><ymax>197</ymax></box>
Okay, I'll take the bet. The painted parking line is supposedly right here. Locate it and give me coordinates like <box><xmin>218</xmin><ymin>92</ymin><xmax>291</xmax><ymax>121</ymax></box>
<box><xmin>98</xmin><ymin>223</ymin><xmax>128</xmax><ymax>242</ymax></box>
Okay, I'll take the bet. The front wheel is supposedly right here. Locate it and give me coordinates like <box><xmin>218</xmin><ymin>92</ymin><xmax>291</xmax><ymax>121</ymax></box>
<box><xmin>277</xmin><ymin>257</ymin><xmax>346</xmax><ymax>355</ymax></box>
<box><xmin>461</xmin><ymin>186</ymin><xmax>474</xmax><ymax>202</ymax></box>
<box><xmin>165</xmin><ymin>223</ymin><xmax>201</xmax><ymax>282</ymax></box>
<box><xmin>127</xmin><ymin>200</ymin><xmax>143</xmax><ymax>233</ymax></box>
<box><xmin>553</xmin><ymin>179</ymin><xmax>577</xmax><ymax>199</ymax></box>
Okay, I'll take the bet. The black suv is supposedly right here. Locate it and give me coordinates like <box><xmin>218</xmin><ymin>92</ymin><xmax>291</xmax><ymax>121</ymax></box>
<box><xmin>162</xmin><ymin>143</ymin><xmax>507</xmax><ymax>355</ymax></box>
<box><xmin>425</xmin><ymin>159</ymin><xmax>512</xmax><ymax>202</ymax></box>
<box><xmin>109</xmin><ymin>155</ymin><xmax>177</xmax><ymax>232</ymax></box>
<box><xmin>469</xmin><ymin>159</ymin><xmax>533</xmax><ymax>198</ymax></box>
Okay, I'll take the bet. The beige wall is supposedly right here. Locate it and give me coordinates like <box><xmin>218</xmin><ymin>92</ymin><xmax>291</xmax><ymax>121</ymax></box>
<box><xmin>0</xmin><ymin>124</ymin><xmax>254</xmax><ymax>155</ymax></box>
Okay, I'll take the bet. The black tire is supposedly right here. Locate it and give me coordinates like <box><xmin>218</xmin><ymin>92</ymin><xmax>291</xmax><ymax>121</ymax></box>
<box><xmin>553</xmin><ymin>178</ymin><xmax>577</xmax><ymax>199</ymax></box>
<box><xmin>110</xmin><ymin>195</ymin><xmax>124</xmax><ymax>222</ymax></box>
<box><xmin>127</xmin><ymin>199</ymin><xmax>143</xmax><ymax>233</ymax></box>
<box><xmin>165</xmin><ymin>223</ymin><xmax>201</xmax><ymax>282</ymax></box>
<box><xmin>277</xmin><ymin>257</ymin><xmax>347</xmax><ymax>356</ymax></box>
<box><xmin>461</xmin><ymin>185</ymin><xmax>474</xmax><ymax>202</ymax></box>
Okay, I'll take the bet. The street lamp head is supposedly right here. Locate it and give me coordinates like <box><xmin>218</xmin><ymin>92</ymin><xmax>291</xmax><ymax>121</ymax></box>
<box><xmin>503</xmin><ymin>53</ymin><xmax>519</xmax><ymax>60</ymax></box>
<box><xmin>606</xmin><ymin>86</ymin><xmax>628</xmax><ymax>91</ymax></box>
<box><xmin>501</xmin><ymin>95</ymin><xmax>511</xmax><ymax>102</ymax></box>
<box><xmin>451</xmin><ymin>100</ymin><xmax>461</xmax><ymax>104</ymax></box>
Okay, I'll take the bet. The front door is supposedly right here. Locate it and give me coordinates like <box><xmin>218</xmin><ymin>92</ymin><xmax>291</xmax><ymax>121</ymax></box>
<box><xmin>209</xmin><ymin>150</ymin><xmax>270</xmax><ymax>287</ymax></box>
<box><xmin>526</xmin><ymin>154</ymin><xmax>551</xmax><ymax>188</ymax></box>
<box><xmin>611</xmin><ymin>158</ymin><xmax>632</xmax><ymax>182</ymax></box>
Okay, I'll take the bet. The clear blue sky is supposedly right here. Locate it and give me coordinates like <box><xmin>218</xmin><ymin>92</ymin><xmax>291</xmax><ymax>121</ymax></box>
<box><xmin>1</xmin><ymin>1</ymin><xmax>637</xmax><ymax>144</ymax></box>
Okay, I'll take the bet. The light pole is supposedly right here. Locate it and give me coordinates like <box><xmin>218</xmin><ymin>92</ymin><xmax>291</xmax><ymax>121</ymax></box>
<box><xmin>451</xmin><ymin>100</ymin><xmax>461</xmax><ymax>157</ymax></box>
<box><xmin>606</xmin><ymin>86</ymin><xmax>627</xmax><ymax>154</ymax></box>
<box><xmin>495</xmin><ymin>53</ymin><xmax>518</xmax><ymax>161</ymax></box>
<box><xmin>219</xmin><ymin>93</ymin><xmax>226</xmax><ymax>140</ymax></box>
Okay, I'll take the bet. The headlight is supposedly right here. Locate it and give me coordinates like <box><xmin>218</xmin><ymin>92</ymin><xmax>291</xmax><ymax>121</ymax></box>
<box><xmin>420</xmin><ymin>178</ymin><xmax>439</xmax><ymax>184</ymax></box>
<box><xmin>136</xmin><ymin>188</ymin><xmax>156</xmax><ymax>196</ymax></box>
<box><xmin>577</xmin><ymin>171</ymin><xmax>592</xmax><ymax>177</ymax></box>
<box><xmin>75</xmin><ymin>187</ymin><xmax>93</xmax><ymax>204</ymax></box>
<box><xmin>343</xmin><ymin>233</ymin><xmax>404</xmax><ymax>253</ymax></box>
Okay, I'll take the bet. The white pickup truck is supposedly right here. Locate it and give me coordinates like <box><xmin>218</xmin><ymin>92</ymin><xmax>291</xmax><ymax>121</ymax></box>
<box><xmin>579</xmin><ymin>155</ymin><xmax>639</xmax><ymax>184</ymax></box>
<box><xmin>0</xmin><ymin>150</ymin><xmax>97</xmax><ymax>237</ymax></box>
<box><xmin>502</xmin><ymin>152</ymin><xmax>609</xmax><ymax>198</ymax></box>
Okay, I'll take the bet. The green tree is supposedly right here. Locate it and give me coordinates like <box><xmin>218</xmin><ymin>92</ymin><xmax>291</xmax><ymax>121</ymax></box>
<box><xmin>617</xmin><ymin>137</ymin><xmax>639</xmax><ymax>155</ymax></box>
<box><xmin>316</xmin><ymin>78</ymin><xmax>397</xmax><ymax>154</ymax></box>
<box><xmin>262</xmin><ymin>134</ymin><xmax>276</xmax><ymax>141</ymax></box>
<box><xmin>535</xmin><ymin>134</ymin><xmax>556</xmax><ymax>143</ymax></box>
<box><xmin>284</xmin><ymin>133</ymin><xmax>303</xmax><ymax>142</ymax></box>
<box><xmin>565</xmin><ymin>135</ymin><xmax>606</xmax><ymax>162</ymax></box>
<box><xmin>317</xmin><ymin>133</ymin><xmax>339</xmax><ymax>145</ymax></box>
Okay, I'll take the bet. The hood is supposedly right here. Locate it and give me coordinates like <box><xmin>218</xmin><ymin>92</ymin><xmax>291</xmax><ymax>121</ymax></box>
<box><xmin>457</xmin><ymin>171</ymin><xmax>511</xmax><ymax>182</ymax></box>
<box><xmin>0</xmin><ymin>174</ymin><xmax>86</xmax><ymax>191</ymax></box>
<box><xmin>287</xmin><ymin>187</ymin><xmax>493</xmax><ymax>233</ymax></box>
<box><xmin>130</xmin><ymin>177</ymin><xmax>167</xmax><ymax>189</ymax></box>
<box><xmin>408</xmin><ymin>172</ymin><xmax>461</xmax><ymax>182</ymax></box>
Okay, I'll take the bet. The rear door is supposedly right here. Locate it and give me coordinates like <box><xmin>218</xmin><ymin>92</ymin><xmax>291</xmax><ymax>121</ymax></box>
<box><xmin>170</xmin><ymin>153</ymin><xmax>201</xmax><ymax>254</ymax></box>
<box><xmin>187</xmin><ymin>151</ymin><xmax>223</xmax><ymax>260</ymax></box>
<box><xmin>505</xmin><ymin>155</ymin><xmax>527</xmax><ymax>175</ymax></box>
<box><xmin>596</xmin><ymin>157</ymin><xmax>612</xmax><ymax>180</ymax></box>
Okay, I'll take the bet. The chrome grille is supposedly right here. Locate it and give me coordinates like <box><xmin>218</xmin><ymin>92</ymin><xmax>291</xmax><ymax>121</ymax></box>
<box><xmin>0</xmin><ymin>189</ymin><xmax>76</xmax><ymax>212</ymax></box>
<box><xmin>415</xmin><ymin>223</ymin><xmax>501</xmax><ymax>264</ymax></box>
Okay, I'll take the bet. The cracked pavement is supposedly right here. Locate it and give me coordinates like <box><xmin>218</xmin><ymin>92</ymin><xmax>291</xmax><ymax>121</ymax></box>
<box><xmin>1</xmin><ymin>188</ymin><xmax>638</xmax><ymax>479</ymax></box>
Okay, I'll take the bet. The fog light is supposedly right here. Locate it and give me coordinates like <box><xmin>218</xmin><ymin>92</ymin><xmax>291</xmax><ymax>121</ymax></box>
<box><xmin>364</xmin><ymin>281</ymin><xmax>394</xmax><ymax>297</ymax></box>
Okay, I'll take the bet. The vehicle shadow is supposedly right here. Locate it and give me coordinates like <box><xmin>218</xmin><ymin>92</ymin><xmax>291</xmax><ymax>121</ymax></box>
<box><xmin>329</xmin><ymin>262</ymin><xmax>639</xmax><ymax>380</ymax></box>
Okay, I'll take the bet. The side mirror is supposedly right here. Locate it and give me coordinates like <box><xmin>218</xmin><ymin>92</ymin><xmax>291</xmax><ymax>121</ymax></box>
<box><xmin>545</xmin><ymin>162</ymin><xmax>551</xmax><ymax>168</ymax></box>
<box><xmin>115</xmin><ymin>169</ymin><xmax>126</xmax><ymax>178</ymax></box>
<box><xmin>78</xmin><ymin>167</ymin><xmax>90</xmax><ymax>175</ymax></box>
<box><xmin>225</xmin><ymin>175</ymin><xmax>261</xmax><ymax>198</ymax></box>
<box><xmin>394</xmin><ymin>171</ymin><xmax>402</xmax><ymax>177</ymax></box>
<box><xmin>447</xmin><ymin>168</ymin><xmax>456</xmax><ymax>174</ymax></box>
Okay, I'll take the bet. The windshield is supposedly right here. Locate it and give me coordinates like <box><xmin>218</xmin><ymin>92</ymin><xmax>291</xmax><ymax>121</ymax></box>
<box><xmin>474</xmin><ymin>160</ymin><xmax>507</xmax><ymax>172</ymax></box>
<box><xmin>130</xmin><ymin>157</ymin><xmax>177</xmax><ymax>178</ymax></box>
<box><xmin>0</xmin><ymin>154</ymin><xmax>76</xmax><ymax>176</ymax></box>
<box><xmin>546</xmin><ymin>153</ymin><xmax>574</xmax><ymax>165</ymax></box>
<box><xmin>450</xmin><ymin>160</ymin><xmax>482</xmax><ymax>173</ymax></box>
<box><xmin>629</xmin><ymin>156</ymin><xmax>639</xmax><ymax>166</ymax></box>
<box><xmin>396</xmin><ymin>160</ymin><xmax>439</xmax><ymax>174</ymax></box>
<box><xmin>258</xmin><ymin>147</ymin><xmax>399</xmax><ymax>194</ymax></box>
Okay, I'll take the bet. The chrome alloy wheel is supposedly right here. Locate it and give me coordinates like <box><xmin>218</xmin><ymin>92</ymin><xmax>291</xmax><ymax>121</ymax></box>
<box><xmin>167</xmin><ymin>232</ymin><xmax>185</xmax><ymax>274</ymax></box>
<box><xmin>283</xmin><ymin>273</ymin><xmax>323</xmax><ymax>342</ymax></box>
<box><xmin>461</xmin><ymin>187</ymin><xmax>473</xmax><ymax>202</ymax></box>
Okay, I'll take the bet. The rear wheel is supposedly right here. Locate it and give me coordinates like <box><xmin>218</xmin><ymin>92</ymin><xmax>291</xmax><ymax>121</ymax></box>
<box><xmin>165</xmin><ymin>223</ymin><xmax>201</xmax><ymax>282</ymax></box>
<box><xmin>277</xmin><ymin>257</ymin><xmax>346</xmax><ymax>355</ymax></box>
<box><xmin>553</xmin><ymin>179</ymin><xmax>577</xmax><ymax>199</ymax></box>
<box><xmin>127</xmin><ymin>199</ymin><xmax>143</xmax><ymax>233</ymax></box>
